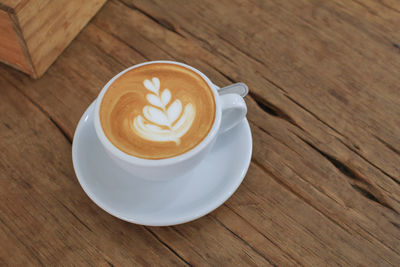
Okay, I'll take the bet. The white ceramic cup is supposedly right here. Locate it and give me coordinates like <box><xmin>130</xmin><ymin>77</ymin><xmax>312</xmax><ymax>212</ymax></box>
<box><xmin>94</xmin><ymin>61</ymin><xmax>247</xmax><ymax>181</ymax></box>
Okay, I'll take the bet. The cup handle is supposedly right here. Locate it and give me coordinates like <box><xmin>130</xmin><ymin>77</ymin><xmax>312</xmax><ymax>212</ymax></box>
<box><xmin>218</xmin><ymin>93</ymin><xmax>247</xmax><ymax>134</ymax></box>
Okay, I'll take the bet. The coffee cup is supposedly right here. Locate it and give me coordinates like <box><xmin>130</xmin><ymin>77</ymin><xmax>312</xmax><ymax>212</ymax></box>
<box><xmin>93</xmin><ymin>61</ymin><xmax>247</xmax><ymax>180</ymax></box>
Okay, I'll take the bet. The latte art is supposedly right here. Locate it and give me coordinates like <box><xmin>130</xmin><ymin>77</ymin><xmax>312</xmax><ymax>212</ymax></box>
<box><xmin>133</xmin><ymin>77</ymin><xmax>195</xmax><ymax>145</ymax></box>
<box><xmin>100</xmin><ymin>63</ymin><xmax>215</xmax><ymax>159</ymax></box>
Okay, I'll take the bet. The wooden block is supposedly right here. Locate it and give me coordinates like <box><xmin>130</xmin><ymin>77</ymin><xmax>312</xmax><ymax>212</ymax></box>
<box><xmin>0</xmin><ymin>0</ymin><xmax>107</xmax><ymax>78</ymax></box>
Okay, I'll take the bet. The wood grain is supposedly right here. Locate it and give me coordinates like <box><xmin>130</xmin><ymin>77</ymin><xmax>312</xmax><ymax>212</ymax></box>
<box><xmin>0</xmin><ymin>10</ymin><xmax>30</xmax><ymax>74</ymax></box>
<box><xmin>0</xmin><ymin>0</ymin><xmax>399</xmax><ymax>265</ymax></box>
<box><xmin>0</xmin><ymin>0</ymin><xmax>24</xmax><ymax>10</ymax></box>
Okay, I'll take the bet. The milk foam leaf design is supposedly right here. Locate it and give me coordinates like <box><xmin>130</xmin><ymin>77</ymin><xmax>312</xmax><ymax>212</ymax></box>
<box><xmin>143</xmin><ymin>106</ymin><xmax>169</xmax><ymax>126</ymax></box>
<box><xmin>161</xmin><ymin>89</ymin><xmax>171</xmax><ymax>105</ymax></box>
<box><xmin>143</xmin><ymin>78</ymin><xmax>160</xmax><ymax>94</ymax></box>
<box><xmin>172</xmin><ymin>104</ymin><xmax>195</xmax><ymax>132</ymax></box>
<box><xmin>146</xmin><ymin>124</ymin><xmax>163</xmax><ymax>131</ymax></box>
<box><xmin>146</xmin><ymin>94</ymin><xmax>163</xmax><ymax>108</ymax></box>
<box><xmin>133</xmin><ymin>77</ymin><xmax>196</xmax><ymax>144</ymax></box>
<box><xmin>152</xmin><ymin>77</ymin><xmax>160</xmax><ymax>92</ymax></box>
<box><xmin>167</xmin><ymin>99</ymin><xmax>182</xmax><ymax>124</ymax></box>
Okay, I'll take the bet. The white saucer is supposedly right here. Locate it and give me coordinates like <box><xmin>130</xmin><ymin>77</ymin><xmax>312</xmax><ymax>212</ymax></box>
<box><xmin>72</xmin><ymin>102</ymin><xmax>252</xmax><ymax>226</ymax></box>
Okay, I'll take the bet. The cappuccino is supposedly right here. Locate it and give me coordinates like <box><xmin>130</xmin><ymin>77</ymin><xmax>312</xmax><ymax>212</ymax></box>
<box><xmin>100</xmin><ymin>63</ymin><xmax>216</xmax><ymax>159</ymax></box>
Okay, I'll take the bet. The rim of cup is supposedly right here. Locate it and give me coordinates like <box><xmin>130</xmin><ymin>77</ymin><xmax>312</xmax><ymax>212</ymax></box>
<box><xmin>93</xmin><ymin>60</ymin><xmax>222</xmax><ymax>167</ymax></box>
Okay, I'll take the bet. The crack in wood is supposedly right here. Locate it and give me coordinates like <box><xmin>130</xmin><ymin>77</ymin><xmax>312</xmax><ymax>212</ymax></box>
<box><xmin>180</xmin><ymin>27</ymin><xmax>210</xmax><ymax>46</ymax></box>
<box><xmin>373</xmin><ymin>135</ymin><xmax>400</xmax><ymax>156</ymax></box>
<box><xmin>0</xmin><ymin>214</ymin><xmax>45</xmax><ymax>266</ymax></box>
<box><xmin>283</xmin><ymin>94</ymin><xmax>345</xmax><ymax>138</ymax></box>
<box><xmin>305</xmin><ymin>140</ymin><xmax>361</xmax><ymax>182</ymax></box>
<box><xmin>55</xmin><ymin>199</ymin><xmax>93</xmax><ymax>233</ymax></box>
<box><xmin>205</xmin><ymin>63</ymin><xmax>236</xmax><ymax>83</ymax></box>
<box><xmin>145</xmin><ymin>227</ymin><xmax>192</xmax><ymax>266</ymax></box>
<box><xmin>0</xmin><ymin>73</ymin><xmax>73</xmax><ymax>144</ymax></box>
<box><xmin>294</xmin><ymin>134</ymin><xmax>397</xmax><ymax>213</ymax></box>
<box><xmin>351</xmin><ymin>219</ymin><xmax>400</xmax><ymax>259</ymax></box>
<box><xmin>180</xmin><ymin>28</ymin><xmax>236</xmax><ymax>65</ymax></box>
<box><xmin>248</xmin><ymin>92</ymin><xmax>281</xmax><ymax>117</ymax></box>
<box><xmin>248</xmin><ymin>91</ymin><xmax>302</xmax><ymax>130</ymax></box>
<box><xmin>224</xmin><ymin>204</ymin><xmax>304</xmax><ymax>266</ymax></box>
<box><xmin>211</xmin><ymin>215</ymin><xmax>277</xmax><ymax>266</ymax></box>
<box><xmin>3</xmin><ymin>122</ymin><xmax>11</xmax><ymax>130</ymax></box>
<box><xmin>215</xmin><ymin>32</ymin><xmax>267</xmax><ymax>67</ymax></box>
<box><xmin>5</xmin><ymin>169</ymin><xmax>33</xmax><ymax>190</ymax></box>
<box><xmin>378</xmin><ymin>0</ymin><xmax>400</xmax><ymax>14</ymax></box>
<box><xmin>170</xmin><ymin>226</ymin><xmax>211</xmax><ymax>263</ymax></box>
<box><xmin>251</xmin><ymin>158</ymin><xmax>359</xmax><ymax>241</ymax></box>
<box><xmin>249</xmin><ymin>120</ymin><xmax>302</xmax><ymax>157</ymax></box>
<box><xmin>108</xmin><ymin>35</ymin><xmax>148</xmax><ymax>61</ymax></box>
<box><xmin>259</xmin><ymin>74</ymin><xmax>288</xmax><ymax>94</ymax></box>
<box><xmin>180</xmin><ymin>27</ymin><xmax>213</xmax><ymax>49</ymax></box>
<box><xmin>48</xmin><ymin>116</ymin><xmax>72</xmax><ymax>144</ymax></box>
<box><xmin>352</xmin><ymin>0</ymin><xmax>378</xmax><ymax>15</ymax></box>
<box><xmin>105</xmin><ymin>259</ymin><xmax>115</xmax><ymax>267</ymax></box>
<box><xmin>285</xmin><ymin>163</ymin><xmax>345</xmax><ymax>206</ymax></box>
<box><xmin>391</xmin><ymin>222</ymin><xmax>400</xmax><ymax>231</ymax></box>
<box><xmin>336</xmin><ymin>138</ymin><xmax>400</xmax><ymax>185</ymax></box>
<box><xmin>139</xmin><ymin>32</ymin><xmax>176</xmax><ymax>59</ymax></box>
<box><xmin>350</xmin><ymin>184</ymin><xmax>383</xmax><ymax>204</ymax></box>
<box><xmin>117</xmin><ymin>0</ymin><xmax>184</xmax><ymax>37</ymax></box>
<box><xmin>91</xmin><ymin>24</ymin><xmax>149</xmax><ymax>61</ymax></box>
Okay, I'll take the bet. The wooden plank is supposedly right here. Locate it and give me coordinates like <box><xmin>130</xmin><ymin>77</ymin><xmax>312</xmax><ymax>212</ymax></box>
<box><xmin>0</xmin><ymin>10</ymin><xmax>31</xmax><ymax>74</ymax></box>
<box><xmin>0</xmin><ymin>218</ymin><xmax>43</xmax><ymax>266</ymax></box>
<box><xmin>150</xmin><ymin>216</ymin><xmax>276</xmax><ymax>266</ymax></box>
<box><xmin>227</xmin><ymin>161</ymin><xmax>396</xmax><ymax>265</ymax></box>
<box><xmin>248</xmin><ymin>122</ymin><xmax>400</xmax><ymax>265</ymax></box>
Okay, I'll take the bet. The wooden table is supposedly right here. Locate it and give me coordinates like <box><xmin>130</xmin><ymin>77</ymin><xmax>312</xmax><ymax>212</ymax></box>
<box><xmin>1</xmin><ymin>0</ymin><xmax>399</xmax><ymax>265</ymax></box>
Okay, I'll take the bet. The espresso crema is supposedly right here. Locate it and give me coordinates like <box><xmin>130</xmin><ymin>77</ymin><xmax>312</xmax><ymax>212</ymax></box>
<box><xmin>100</xmin><ymin>63</ymin><xmax>216</xmax><ymax>159</ymax></box>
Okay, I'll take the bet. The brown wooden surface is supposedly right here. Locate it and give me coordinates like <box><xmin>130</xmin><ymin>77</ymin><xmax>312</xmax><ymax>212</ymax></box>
<box><xmin>0</xmin><ymin>0</ymin><xmax>23</xmax><ymax>11</ymax></box>
<box><xmin>0</xmin><ymin>9</ymin><xmax>30</xmax><ymax>74</ymax></box>
<box><xmin>0</xmin><ymin>0</ymin><xmax>107</xmax><ymax>78</ymax></box>
<box><xmin>1</xmin><ymin>0</ymin><xmax>399</xmax><ymax>265</ymax></box>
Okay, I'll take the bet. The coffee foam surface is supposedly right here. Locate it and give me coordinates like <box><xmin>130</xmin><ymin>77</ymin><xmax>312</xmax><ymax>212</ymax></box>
<box><xmin>100</xmin><ymin>63</ymin><xmax>215</xmax><ymax>159</ymax></box>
